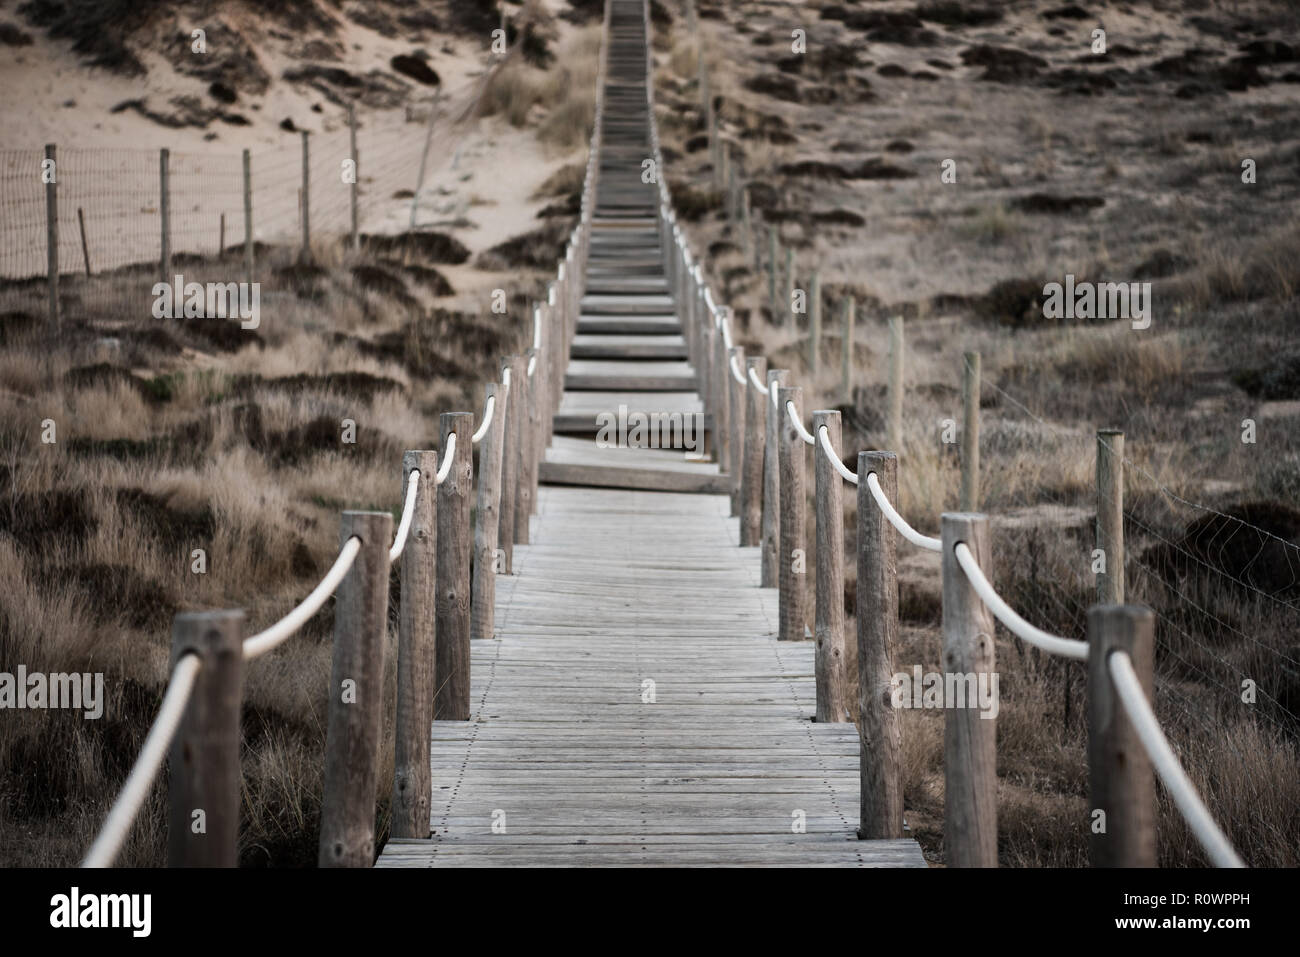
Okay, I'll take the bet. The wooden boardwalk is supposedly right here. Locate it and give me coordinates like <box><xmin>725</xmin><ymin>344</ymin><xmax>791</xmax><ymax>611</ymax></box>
<box><xmin>377</xmin><ymin>0</ymin><xmax>924</xmax><ymax>868</ymax></box>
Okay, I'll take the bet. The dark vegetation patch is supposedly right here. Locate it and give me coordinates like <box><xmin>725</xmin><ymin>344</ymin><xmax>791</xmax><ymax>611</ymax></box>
<box><xmin>973</xmin><ymin>277</ymin><xmax>1049</xmax><ymax>328</ymax></box>
<box><xmin>0</xmin><ymin>22</ymin><xmax>34</xmax><ymax>45</ymax></box>
<box><xmin>812</xmin><ymin>209</ymin><xmax>866</xmax><ymax>227</ymax></box>
<box><xmin>1134</xmin><ymin>249</ymin><xmax>1191</xmax><ymax>280</ymax></box>
<box><xmin>0</xmin><ymin>311</ymin><xmax>41</xmax><ymax>346</ymax></box>
<box><xmin>475</xmin><ymin>221</ymin><xmax>573</xmax><ymax>270</ymax></box>
<box><xmin>1143</xmin><ymin>502</ymin><xmax>1300</xmax><ymax>600</ymax></box>
<box><xmin>361</xmin><ymin>231</ymin><xmax>471</xmax><ymax>265</ymax></box>
<box><xmin>845</xmin><ymin>10</ymin><xmax>940</xmax><ymax>46</ymax></box>
<box><xmin>1</xmin><ymin>489</ymin><xmax>97</xmax><ymax>551</ymax></box>
<box><xmin>1232</xmin><ymin>355</ymin><xmax>1300</xmax><ymax>400</ymax></box>
<box><xmin>63</xmin><ymin>364</ymin><xmax>178</xmax><ymax>404</ymax></box>
<box><xmin>18</xmin><ymin>0</ymin><xmax>149</xmax><ymax>76</ymax></box>
<box><xmin>350</xmin><ymin>263</ymin><xmax>418</xmax><ymax>309</ymax></box>
<box><xmin>916</xmin><ymin>2</ymin><xmax>1003</xmax><ymax>27</ymax></box>
<box><xmin>745</xmin><ymin>73</ymin><xmax>800</xmax><ymax>102</ymax></box>
<box><xmin>282</xmin><ymin>64</ymin><xmax>409</xmax><ymax>110</ymax></box>
<box><xmin>886</xmin><ymin>139</ymin><xmax>915</xmax><ymax>153</ymax></box>
<box><xmin>264</xmin><ymin>414</ymin><xmax>404</xmax><ymax>468</ymax></box>
<box><xmin>961</xmin><ymin>45</ymin><xmax>1048</xmax><ymax>82</ymax></box>
<box><xmin>505</xmin><ymin>21</ymin><xmax>554</xmax><ymax>69</ymax></box>
<box><xmin>662</xmin><ymin>183</ymin><xmax>722</xmax><ymax>222</ymax></box>
<box><xmin>1043</xmin><ymin>4</ymin><xmax>1091</xmax><ymax>19</ymax></box>
<box><xmin>237</xmin><ymin>371</ymin><xmax>407</xmax><ymax>403</ymax></box>
<box><xmin>878</xmin><ymin>63</ymin><xmax>909</xmax><ymax>77</ymax></box>
<box><xmin>56</xmin><ymin>563</ymin><xmax>175</xmax><ymax>629</ymax></box>
<box><xmin>398</xmin><ymin>263</ymin><xmax>455</xmax><ymax>297</ymax></box>
<box><xmin>1009</xmin><ymin>194</ymin><xmax>1105</xmax><ymax>214</ymax></box>
<box><xmin>390</xmin><ymin>53</ymin><xmax>439</xmax><ymax>86</ymax></box>
<box><xmin>169</xmin><ymin>22</ymin><xmax>271</xmax><ymax>97</ymax></box>
<box><xmin>184</xmin><ymin>317</ymin><xmax>265</xmax><ymax>354</ymax></box>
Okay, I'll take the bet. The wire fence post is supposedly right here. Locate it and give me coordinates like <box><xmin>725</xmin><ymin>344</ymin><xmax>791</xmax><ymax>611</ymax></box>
<box><xmin>741</xmin><ymin>357</ymin><xmax>767</xmax><ymax>547</ymax></box>
<box><xmin>299</xmin><ymin>131</ymin><xmax>311</xmax><ymax>262</ymax></box>
<box><xmin>812</xmin><ymin>410</ymin><xmax>848</xmax><ymax>721</ymax></box>
<box><xmin>728</xmin><ymin>345</ymin><xmax>746</xmax><ymax>517</ymax></box>
<box><xmin>435</xmin><ymin>412</ymin><xmax>474</xmax><ymax>721</ymax></box>
<box><xmin>808</xmin><ymin>270</ymin><xmax>821</xmax><ymax>379</ymax></box>
<box><xmin>841</xmin><ymin>295</ymin><xmax>854</xmax><ymax>403</ymax></box>
<box><xmin>159</xmin><ymin>148</ymin><xmax>171</xmax><ymax>286</ymax></box>
<box><xmin>888</xmin><ymin>315</ymin><xmax>904</xmax><ymax>451</ymax></box>
<box><xmin>242</xmin><ymin>148</ymin><xmax>253</xmax><ymax>285</ymax></box>
<box><xmin>472</xmin><ymin>383</ymin><xmax>506</xmax><ymax>641</ymax></box>
<box><xmin>499</xmin><ymin>356</ymin><xmax>525</xmax><ymax>567</ymax></box>
<box><xmin>44</xmin><ymin>144</ymin><xmax>59</xmax><ymax>328</ymax></box>
<box><xmin>940</xmin><ymin>512</ymin><xmax>998</xmax><ymax>867</ymax></box>
<box><xmin>777</xmin><ymin>385</ymin><xmax>807</xmax><ymax>642</ymax></box>
<box><xmin>761</xmin><ymin>368</ymin><xmax>789</xmax><ymax>587</ymax></box>
<box><xmin>348</xmin><ymin>103</ymin><xmax>360</xmax><ymax>251</ymax></box>
<box><xmin>1087</xmin><ymin>604</ymin><xmax>1156</xmax><ymax>867</ymax></box>
<box><xmin>392</xmin><ymin>451</ymin><xmax>437</xmax><ymax>839</ymax></box>
<box><xmin>167</xmin><ymin>610</ymin><xmax>244</xmax><ymax>867</ymax></box>
<box><xmin>960</xmin><ymin>351</ymin><xmax>981</xmax><ymax>512</ymax></box>
<box><xmin>1097</xmin><ymin>429</ymin><xmax>1125</xmax><ymax>604</ymax></box>
<box><xmin>319</xmin><ymin>510</ymin><xmax>393</xmax><ymax>867</ymax></box>
<box><xmin>857</xmin><ymin>451</ymin><xmax>903</xmax><ymax>837</ymax></box>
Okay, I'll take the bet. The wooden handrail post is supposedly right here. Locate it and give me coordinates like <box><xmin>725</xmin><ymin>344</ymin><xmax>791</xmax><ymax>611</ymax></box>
<box><xmin>727</xmin><ymin>345</ymin><xmax>746</xmax><ymax>517</ymax></box>
<box><xmin>841</xmin><ymin>296</ymin><xmax>855</xmax><ymax>403</ymax></box>
<box><xmin>713</xmin><ymin>313</ymin><xmax>729</xmax><ymax>471</ymax></box>
<box><xmin>514</xmin><ymin>353</ymin><xmax>535</xmax><ymax>542</ymax></box>
<box><xmin>524</xmin><ymin>346</ymin><xmax>543</xmax><ymax>517</ymax></box>
<box><xmin>761</xmin><ymin>369</ymin><xmax>789</xmax><ymax>587</ymax></box>
<box><xmin>857</xmin><ymin>451</ymin><xmax>903</xmax><ymax>838</ymax></box>
<box><xmin>812</xmin><ymin>410</ymin><xmax>848</xmax><ymax>721</ymax></box>
<box><xmin>168</xmin><ymin>609</ymin><xmax>243</xmax><ymax>867</ymax></box>
<box><xmin>777</xmin><ymin>385</ymin><xmax>807</xmax><ymax>642</ymax></box>
<box><xmin>435</xmin><ymin>412</ymin><xmax>474</xmax><ymax>721</ymax></box>
<box><xmin>1087</xmin><ymin>604</ymin><xmax>1156</xmax><ymax>867</ymax></box>
<box><xmin>472</xmin><ymin>382</ymin><xmax>506</xmax><ymax>640</ymax></box>
<box><xmin>701</xmin><ymin>297</ymin><xmax>716</xmax><ymax>459</ymax></box>
<box><xmin>960</xmin><ymin>351</ymin><xmax>981</xmax><ymax>511</ymax></box>
<box><xmin>392</xmin><ymin>451</ymin><xmax>437</xmax><ymax>839</ymax></box>
<box><xmin>1096</xmin><ymin>429</ymin><xmax>1125</xmax><ymax>604</ymax></box>
<box><xmin>319</xmin><ymin>510</ymin><xmax>393</xmax><ymax>867</ymax></box>
<box><xmin>500</xmin><ymin>355</ymin><xmax>525</xmax><ymax>561</ymax></box>
<box><xmin>741</xmin><ymin>356</ymin><xmax>767</xmax><ymax>547</ymax></box>
<box><xmin>940</xmin><ymin>512</ymin><xmax>997</xmax><ymax>867</ymax></box>
<box><xmin>888</xmin><ymin>315</ymin><xmax>904</xmax><ymax>451</ymax></box>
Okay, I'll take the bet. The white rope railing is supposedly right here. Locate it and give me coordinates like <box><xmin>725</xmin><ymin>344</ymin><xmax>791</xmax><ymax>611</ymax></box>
<box><xmin>817</xmin><ymin>425</ymin><xmax>859</xmax><ymax>485</ymax></box>
<box><xmin>389</xmin><ymin>470</ymin><xmax>421</xmax><ymax>562</ymax></box>
<box><xmin>471</xmin><ymin>394</ymin><xmax>496</xmax><ymax>444</ymax></box>
<box><xmin>1109</xmin><ymin>651</ymin><xmax>1246</xmax><ymax>868</ymax></box>
<box><xmin>435</xmin><ymin>432</ymin><xmax>457</xmax><ymax>484</ymax></box>
<box><xmin>527</xmin><ymin>354</ymin><xmax>537</xmax><ymax>377</ymax></box>
<box><xmin>729</xmin><ymin>352</ymin><xmax>746</xmax><ymax>385</ymax></box>
<box><xmin>748</xmin><ymin>366</ymin><xmax>769</xmax><ymax>394</ymax></box>
<box><xmin>243</xmin><ymin>537</ymin><xmax>363</xmax><ymax>660</ymax></box>
<box><xmin>864</xmin><ymin>472</ymin><xmax>942</xmax><ymax>552</ymax></box>
<box><xmin>953</xmin><ymin>542</ymin><xmax>1089</xmax><ymax>660</ymax></box>
<box><xmin>785</xmin><ymin>400</ymin><xmax>816</xmax><ymax>446</ymax></box>
<box><xmin>82</xmin><ymin>654</ymin><xmax>202</xmax><ymax>868</ymax></box>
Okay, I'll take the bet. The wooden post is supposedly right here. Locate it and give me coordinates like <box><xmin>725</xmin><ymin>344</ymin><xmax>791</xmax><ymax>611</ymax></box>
<box><xmin>499</xmin><ymin>356</ymin><xmax>525</xmax><ymax>566</ymax></box>
<box><xmin>167</xmin><ymin>610</ymin><xmax>243</xmax><ymax>867</ymax></box>
<box><xmin>728</xmin><ymin>345</ymin><xmax>746</xmax><ymax>516</ymax></box>
<box><xmin>319</xmin><ymin>510</ymin><xmax>393</xmax><ymax>867</ymax></box>
<box><xmin>44</xmin><ymin>144</ymin><xmax>59</xmax><ymax>328</ymax></box>
<box><xmin>1087</xmin><ymin>604</ymin><xmax>1155</xmax><ymax>867</ymax></box>
<box><xmin>523</xmin><ymin>346</ymin><xmax>543</xmax><ymax>518</ymax></box>
<box><xmin>514</xmin><ymin>356</ymin><xmax>535</xmax><ymax>544</ymax></box>
<box><xmin>960</xmin><ymin>351</ymin><xmax>981</xmax><ymax>511</ymax></box>
<box><xmin>784</xmin><ymin>247</ymin><xmax>795</xmax><ymax>326</ymax></box>
<box><xmin>391</xmin><ymin>451</ymin><xmax>437</xmax><ymax>839</ymax></box>
<box><xmin>299</xmin><ymin>130</ymin><xmax>311</xmax><ymax>262</ymax></box>
<box><xmin>742</xmin><ymin>356</ymin><xmax>767</xmax><ymax>547</ymax></box>
<box><xmin>741</xmin><ymin>188</ymin><xmax>753</xmax><ymax>266</ymax></box>
<box><xmin>767</xmin><ymin>227</ymin><xmax>778</xmax><ymax>318</ymax></box>
<box><xmin>761</xmin><ymin>368</ymin><xmax>789</xmax><ymax>587</ymax></box>
<box><xmin>857</xmin><ymin>451</ymin><xmax>903</xmax><ymax>838</ymax></box>
<box><xmin>435</xmin><ymin>412</ymin><xmax>474</xmax><ymax>721</ymax></box>
<box><xmin>813</xmin><ymin>410</ymin><xmax>849</xmax><ymax>721</ymax></box>
<box><xmin>940</xmin><ymin>512</ymin><xmax>998</xmax><ymax>867</ymax></box>
<box><xmin>76</xmin><ymin>207</ymin><xmax>91</xmax><ymax>277</ymax></box>
<box><xmin>710</xmin><ymin>309</ymin><xmax>728</xmax><ymax>467</ymax></box>
<box><xmin>888</xmin><ymin>315</ymin><xmax>904</xmax><ymax>451</ymax></box>
<box><xmin>472</xmin><ymin>383</ymin><xmax>506</xmax><ymax>640</ymax></box>
<box><xmin>159</xmin><ymin>148</ymin><xmax>171</xmax><ymax>285</ymax></box>
<box><xmin>777</xmin><ymin>385</ymin><xmax>808</xmax><ymax>642</ymax></box>
<box><xmin>348</xmin><ymin>103</ymin><xmax>359</xmax><ymax>251</ymax></box>
<box><xmin>242</xmin><ymin>149</ymin><xmax>254</xmax><ymax>285</ymax></box>
<box><xmin>1097</xmin><ymin>429</ymin><xmax>1125</xmax><ymax>605</ymax></box>
<box><xmin>841</xmin><ymin>296</ymin><xmax>855</xmax><ymax>402</ymax></box>
<box><xmin>219</xmin><ymin>212</ymin><xmax>225</xmax><ymax>258</ymax></box>
<box><xmin>808</xmin><ymin>271</ymin><xmax>821</xmax><ymax>378</ymax></box>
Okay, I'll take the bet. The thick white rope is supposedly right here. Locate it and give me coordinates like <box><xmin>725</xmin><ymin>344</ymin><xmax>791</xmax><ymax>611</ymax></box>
<box><xmin>388</xmin><ymin>470</ymin><xmax>420</xmax><ymax>562</ymax></box>
<box><xmin>817</xmin><ymin>425</ymin><xmax>859</xmax><ymax>485</ymax></box>
<box><xmin>748</xmin><ymin>366</ymin><xmax>769</xmax><ymax>394</ymax></box>
<box><xmin>471</xmin><ymin>394</ymin><xmax>495</xmax><ymax>444</ymax></box>
<box><xmin>526</xmin><ymin>354</ymin><xmax>538</xmax><ymax>377</ymax></box>
<box><xmin>435</xmin><ymin>432</ymin><xmax>457</xmax><ymax>485</ymax></box>
<box><xmin>244</xmin><ymin>537</ymin><xmax>363</xmax><ymax>660</ymax></box>
<box><xmin>1109</xmin><ymin>651</ymin><xmax>1246</xmax><ymax>868</ymax></box>
<box><xmin>532</xmin><ymin>307</ymin><xmax>542</xmax><ymax>351</ymax></box>
<box><xmin>785</xmin><ymin>400</ymin><xmax>816</xmax><ymax>446</ymax></box>
<box><xmin>728</xmin><ymin>351</ymin><xmax>748</xmax><ymax>384</ymax></box>
<box><xmin>953</xmin><ymin>542</ymin><xmax>1089</xmax><ymax>659</ymax></box>
<box><xmin>865</xmin><ymin>472</ymin><xmax>943</xmax><ymax>552</ymax></box>
<box><xmin>502</xmin><ymin>367</ymin><xmax>511</xmax><ymax>388</ymax></box>
<box><xmin>82</xmin><ymin>654</ymin><xmax>202</xmax><ymax>868</ymax></box>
